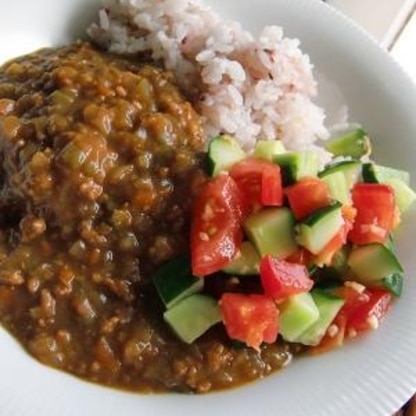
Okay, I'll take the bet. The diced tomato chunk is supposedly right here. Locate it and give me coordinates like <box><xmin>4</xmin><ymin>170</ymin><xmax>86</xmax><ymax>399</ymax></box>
<box><xmin>261</xmin><ymin>165</ymin><xmax>283</xmax><ymax>206</ymax></box>
<box><xmin>333</xmin><ymin>284</ymin><xmax>370</xmax><ymax>319</ymax></box>
<box><xmin>330</xmin><ymin>284</ymin><xmax>392</xmax><ymax>336</ymax></box>
<box><xmin>346</xmin><ymin>289</ymin><xmax>392</xmax><ymax>335</ymax></box>
<box><xmin>220</xmin><ymin>293</ymin><xmax>279</xmax><ymax>351</ymax></box>
<box><xmin>284</xmin><ymin>177</ymin><xmax>332</xmax><ymax>220</ymax></box>
<box><xmin>348</xmin><ymin>183</ymin><xmax>396</xmax><ymax>245</ymax></box>
<box><xmin>229</xmin><ymin>158</ymin><xmax>283</xmax><ymax>210</ymax></box>
<box><xmin>259</xmin><ymin>255</ymin><xmax>314</xmax><ymax>300</ymax></box>
<box><xmin>311</xmin><ymin>284</ymin><xmax>392</xmax><ymax>353</ymax></box>
<box><xmin>191</xmin><ymin>175</ymin><xmax>247</xmax><ymax>277</ymax></box>
<box><xmin>285</xmin><ymin>248</ymin><xmax>312</xmax><ymax>266</ymax></box>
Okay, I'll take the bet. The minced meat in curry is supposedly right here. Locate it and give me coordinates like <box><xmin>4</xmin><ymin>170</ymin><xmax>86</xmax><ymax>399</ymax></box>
<box><xmin>0</xmin><ymin>43</ymin><xmax>296</xmax><ymax>393</ymax></box>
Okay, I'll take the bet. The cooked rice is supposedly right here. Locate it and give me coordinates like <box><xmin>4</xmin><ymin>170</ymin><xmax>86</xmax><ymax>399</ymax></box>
<box><xmin>88</xmin><ymin>0</ymin><xmax>330</xmax><ymax>158</ymax></box>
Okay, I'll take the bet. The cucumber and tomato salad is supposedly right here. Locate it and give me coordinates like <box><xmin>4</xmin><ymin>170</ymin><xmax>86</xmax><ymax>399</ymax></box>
<box><xmin>153</xmin><ymin>129</ymin><xmax>416</xmax><ymax>353</ymax></box>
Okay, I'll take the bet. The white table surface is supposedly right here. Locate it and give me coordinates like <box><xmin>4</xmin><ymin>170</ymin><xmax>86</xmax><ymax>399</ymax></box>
<box><xmin>329</xmin><ymin>0</ymin><xmax>416</xmax><ymax>82</ymax></box>
<box><xmin>328</xmin><ymin>0</ymin><xmax>415</xmax><ymax>46</ymax></box>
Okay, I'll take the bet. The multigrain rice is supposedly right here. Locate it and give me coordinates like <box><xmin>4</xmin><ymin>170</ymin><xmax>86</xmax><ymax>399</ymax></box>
<box><xmin>89</xmin><ymin>0</ymin><xmax>330</xmax><ymax>158</ymax></box>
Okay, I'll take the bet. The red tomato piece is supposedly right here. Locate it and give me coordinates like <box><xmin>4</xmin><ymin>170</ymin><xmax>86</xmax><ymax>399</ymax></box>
<box><xmin>346</xmin><ymin>289</ymin><xmax>392</xmax><ymax>335</ymax></box>
<box><xmin>191</xmin><ymin>175</ymin><xmax>247</xmax><ymax>277</ymax></box>
<box><xmin>285</xmin><ymin>248</ymin><xmax>312</xmax><ymax>266</ymax></box>
<box><xmin>312</xmin><ymin>285</ymin><xmax>392</xmax><ymax>353</ymax></box>
<box><xmin>220</xmin><ymin>293</ymin><xmax>279</xmax><ymax>351</ymax></box>
<box><xmin>261</xmin><ymin>165</ymin><xmax>283</xmax><ymax>206</ymax></box>
<box><xmin>284</xmin><ymin>177</ymin><xmax>332</xmax><ymax>221</ymax></box>
<box><xmin>333</xmin><ymin>284</ymin><xmax>370</xmax><ymax>320</ymax></box>
<box><xmin>348</xmin><ymin>183</ymin><xmax>395</xmax><ymax>245</ymax></box>
<box><xmin>259</xmin><ymin>255</ymin><xmax>314</xmax><ymax>299</ymax></box>
<box><xmin>229</xmin><ymin>158</ymin><xmax>283</xmax><ymax>210</ymax></box>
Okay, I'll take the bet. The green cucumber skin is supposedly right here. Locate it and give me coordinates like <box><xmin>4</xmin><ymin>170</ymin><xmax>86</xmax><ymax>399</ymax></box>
<box><xmin>153</xmin><ymin>256</ymin><xmax>203</xmax><ymax>309</ymax></box>
<box><xmin>319</xmin><ymin>160</ymin><xmax>362</xmax><ymax>189</ymax></box>
<box><xmin>272</xmin><ymin>153</ymin><xmax>299</xmax><ymax>185</ymax></box>
<box><xmin>347</xmin><ymin>243</ymin><xmax>404</xmax><ymax>295</ymax></box>
<box><xmin>362</xmin><ymin>162</ymin><xmax>410</xmax><ymax>185</ymax></box>
<box><xmin>273</xmin><ymin>151</ymin><xmax>318</xmax><ymax>186</ymax></box>
<box><xmin>382</xmin><ymin>274</ymin><xmax>404</xmax><ymax>297</ymax></box>
<box><xmin>295</xmin><ymin>202</ymin><xmax>343</xmax><ymax>255</ymax></box>
<box><xmin>301</xmin><ymin>201</ymin><xmax>342</xmax><ymax>228</ymax></box>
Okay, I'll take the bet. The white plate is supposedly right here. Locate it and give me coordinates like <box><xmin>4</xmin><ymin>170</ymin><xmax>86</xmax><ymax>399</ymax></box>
<box><xmin>1</xmin><ymin>0</ymin><xmax>416</xmax><ymax>415</ymax></box>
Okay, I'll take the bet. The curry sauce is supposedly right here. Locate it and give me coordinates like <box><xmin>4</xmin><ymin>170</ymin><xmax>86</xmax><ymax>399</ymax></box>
<box><xmin>0</xmin><ymin>43</ymin><xmax>295</xmax><ymax>393</ymax></box>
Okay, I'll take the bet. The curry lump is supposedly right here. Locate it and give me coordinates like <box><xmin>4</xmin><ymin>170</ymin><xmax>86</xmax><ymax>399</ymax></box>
<box><xmin>0</xmin><ymin>43</ymin><xmax>294</xmax><ymax>393</ymax></box>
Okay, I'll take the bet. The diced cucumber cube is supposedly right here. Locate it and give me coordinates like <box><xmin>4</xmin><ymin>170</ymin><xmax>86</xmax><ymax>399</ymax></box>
<box><xmin>295</xmin><ymin>290</ymin><xmax>344</xmax><ymax>346</ymax></box>
<box><xmin>324</xmin><ymin>128</ymin><xmax>371</xmax><ymax>158</ymax></box>
<box><xmin>222</xmin><ymin>241</ymin><xmax>261</xmax><ymax>275</ymax></box>
<box><xmin>153</xmin><ymin>256</ymin><xmax>203</xmax><ymax>309</ymax></box>
<box><xmin>273</xmin><ymin>151</ymin><xmax>319</xmax><ymax>186</ymax></box>
<box><xmin>163</xmin><ymin>294</ymin><xmax>222</xmax><ymax>344</ymax></box>
<box><xmin>319</xmin><ymin>160</ymin><xmax>362</xmax><ymax>190</ymax></box>
<box><xmin>207</xmin><ymin>135</ymin><xmax>246</xmax><ymax>176</ymax></box>
<box><xmin>296</xmin><ymin>202</ymin><xmax>344</xmax><ymax>255</ymax></box>
<box><xmin>385</xmin><ymin>177</ymin><xmax>416</xmax><ymax>215</ymax></box>
<box><xmin>320</xmin><ymin>170</ymin><xmax>350</xmax><ymax>204</ymax></box>
<box><xmin>244</xmin><ymin>207</ymin><xmax>298</xmax><ymax>259</ymax></box>
<box><xmin>362</xmin><ymin>162</ymin><xmax>410</xmax><ymax>185</ymax></box>
<box><xmin>347</xmin><ymin>243</ymin><xmax>404</xmax><ymax>296</ymax></box>
<box><xmin>253</xmin><ymin>140</ymin><xmax>286</xmax><ymax>161</ymax></box>
<box><xmin>279</xmin><ymin>292</ymin><xmax>320</xmax><ymax>342</ymax></box>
